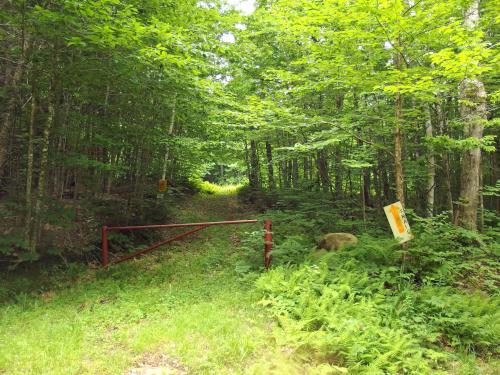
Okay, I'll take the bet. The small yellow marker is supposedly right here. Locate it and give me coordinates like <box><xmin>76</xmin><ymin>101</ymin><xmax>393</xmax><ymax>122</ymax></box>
<box><xmin>158</xmin><ymin>179</ymin><xmax>168</xmax><ymax>193</ymax></box>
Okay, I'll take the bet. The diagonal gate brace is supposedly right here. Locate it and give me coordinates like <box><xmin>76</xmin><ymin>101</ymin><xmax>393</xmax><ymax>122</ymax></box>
<box><xmin>110</xmin><ymin>225</ymin><xmax>209</xmax><ymax>265</ymax></box>
<box><xmin>101</xmin><ymin>219</ymin><xmax>272</xmax><ymax>269</ymax></box>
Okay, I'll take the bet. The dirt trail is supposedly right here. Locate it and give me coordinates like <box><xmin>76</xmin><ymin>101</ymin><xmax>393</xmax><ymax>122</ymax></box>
<box><xmin>124</xmin><ymin>193</ymin><xmax>260</xmax><ymax>375</ymax></box>
<box><xmin>178</xmin><ymin>193</ymin><xmax>248</xmax><ymax>221</ymax></box>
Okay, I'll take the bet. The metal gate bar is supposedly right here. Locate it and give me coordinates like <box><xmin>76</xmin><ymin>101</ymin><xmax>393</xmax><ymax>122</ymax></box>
<box><xmin>101</xmin><ymin>219</ymin><xmax>272</xmax><ymax>269</ymax></box>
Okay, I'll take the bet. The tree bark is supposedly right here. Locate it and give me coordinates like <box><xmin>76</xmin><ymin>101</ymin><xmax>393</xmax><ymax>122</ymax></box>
<box><xmin>316</xmin><ymin>150</ymin><xmax>330</xmax><ymax>193</ymax></box>
<box><xmin>394</xmin><ymin>101</ymin><xmax>405</xmax><ymax>206</ymax></box>
<box><xmin>292</xmin><ymin>158</ymin><xmax>299</xmax><ymax>189</ymax></box>
<box><xmin>249</xmin><ymin>140</ymin><xmax>260</xmax><ymax>189</ymax></box>
<box><xmin>360</xmin><ymin>173</ymin><xmax>367</xmax><ymax>229</ymax></box>
<box><xmin>265</xmin><ymin>141</ymin><xmax>275</xmax><ymax>189</ymax></box>
<box><xmin>25</xmin><ymin>80</ymin><xmax>37</xmax><ymax>245</ymax></box>
<box><xmin>363</xmin><ymin>170</ymin><xmax>371</xmax><ymax>207</ymax></box>
<box><xmin>162</xmin><ymin>92</ymin><xmax>176</xmax><ymax>180</ymax></box>
<box><xmin>394</xmin><ymin>36</ymin><xmax>406</xmax><ymax>207</ymax></box>
<box><xmin>0</xmin><ymin>37</ymin><xmax>28</xmax><ymax>183</ymax></box>
<box><xmin>244</xmin><ymin>140</ymin><xmax>251</xmax><ymax>182</ymax></box>
<box><xmin>334</xmin><ymin>147</ymin><xmax>343</xmax><ymax>198</ymax></box>
<box><xmin>425</xmin><ymin>107</ymin><xmax>435</xmax><ymax>217</ymax></box>
<box><xmin>455</xmin><ymin>0</ymin><xmax>487</xmax><ymax>230</ymax></box>
<box><xmin>436</xmin><ymin>101</ymin><xmax>454</xmax><ymax>220</ymax></box>
<box><xmin>303</xmin><ymin>157</ymin><xmax>309</xmax><ymax>189</ymax></box>
<box><xmin>31</xmin><ymin>68</ymin><xmax>58</xmax><ymax>252</ymax></box>
<box><xmin>455</xmin><ymin>78</ymin><xmax>486</xmax><ymax>229</ymax></box>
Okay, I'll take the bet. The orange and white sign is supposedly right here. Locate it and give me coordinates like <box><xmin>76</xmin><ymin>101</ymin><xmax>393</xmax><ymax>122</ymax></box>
<box><xmin>384</xmin><ymin>201</ymin><xmax>413</xmax><ymax>244</ymax></box>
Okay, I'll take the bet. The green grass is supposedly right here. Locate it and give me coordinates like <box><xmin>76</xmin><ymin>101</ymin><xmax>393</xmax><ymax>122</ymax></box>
<box><xmin>1</xmin><ymin>194</ymin><xmax>498</xmax><ymax>374</ymax></box>
<box><xmin>0</xmin><ymin>227</ymin><xmax>272</xmax><ymax>374</ymax></box>
<box><xmin>0</xmin><ymin>195</ymin><xmax>281</xmax><ymax>374</ymax></box>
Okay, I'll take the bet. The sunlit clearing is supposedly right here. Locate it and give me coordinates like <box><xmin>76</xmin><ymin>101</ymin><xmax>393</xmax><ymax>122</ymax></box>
<box><xmin>198</xmin><ymin>181</ymin><xmax>241</xmax><ymax>195</ymax></box>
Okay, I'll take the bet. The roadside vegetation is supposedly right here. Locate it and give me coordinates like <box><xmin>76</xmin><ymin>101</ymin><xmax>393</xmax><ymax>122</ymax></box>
<box><xmin>1</xmin><ymin>191</ymin><xmax>498</xmax><ymax>374</ymax></box>
<box><xmin>0</xmin><ymin>194</ymin><xmax>273</xmax><ymax>374</ymax></box>
<box><xmin>1</xmin><ymin>0</ymin><xmax>498</xmax><ymax>374</ymax></box>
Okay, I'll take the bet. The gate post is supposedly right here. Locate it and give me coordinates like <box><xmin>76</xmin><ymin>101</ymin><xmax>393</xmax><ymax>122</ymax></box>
<box><xmin>102</xmin><ymin>225</ymin><xmax>109</xmax><ymax>267</ymax></box>
<box><xmin>264</xmin><ymin>219</ymin><xmax>272</xmax><ymax>269</ymax></box>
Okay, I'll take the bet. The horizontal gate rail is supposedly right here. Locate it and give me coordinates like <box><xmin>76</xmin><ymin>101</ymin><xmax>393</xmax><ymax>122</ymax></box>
<box><xmin>101</xmin><ymin>219</ymin><xmax>272</xmax><ymax>269</ymax></box>
<box><xmin>105</xmin><ymin>219</ymin><xmax>258</xmax><ymax>231</ymax></box>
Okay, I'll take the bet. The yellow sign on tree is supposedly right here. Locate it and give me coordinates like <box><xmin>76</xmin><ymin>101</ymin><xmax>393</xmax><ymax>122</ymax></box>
<box><xmin>384</xmin><ymin>201</ymin><xmax>413</xmax><ymax>244</ymax></box>
<box><xmin>158</xmin><ymin>179</ymin><xmax>167</xmax><ymax>192</ymax></box>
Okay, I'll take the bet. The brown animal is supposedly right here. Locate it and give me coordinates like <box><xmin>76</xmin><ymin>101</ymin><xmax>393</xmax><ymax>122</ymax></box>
<box><xmin>316</xmin><ymin>233</ymin><xmax>358</xmax><ymax>251</ymax></box>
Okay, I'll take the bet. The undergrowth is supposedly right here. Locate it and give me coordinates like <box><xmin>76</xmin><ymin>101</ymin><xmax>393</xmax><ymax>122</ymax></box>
<box><xmin>1</xmin><ymin>191</ymin><xmax>498</xmax><ymax>374</ymax></box>
<box><xmin>236</xmin><ymin>189</ymin><xmax>500</xmax><ymax>373</ymax></box>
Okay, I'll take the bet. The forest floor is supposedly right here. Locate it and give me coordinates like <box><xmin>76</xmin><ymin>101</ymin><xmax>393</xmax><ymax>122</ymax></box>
<box><xmin>0</xmin><ymin>193</ymin><xmax>306</xmax><ymax>375</ymax></box>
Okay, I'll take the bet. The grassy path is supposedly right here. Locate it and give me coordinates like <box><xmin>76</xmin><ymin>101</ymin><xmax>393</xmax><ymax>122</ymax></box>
<box><xmin>0</xmin><ymin>194</ymin><xmax>287</xmax><ymax>374</ymax></box>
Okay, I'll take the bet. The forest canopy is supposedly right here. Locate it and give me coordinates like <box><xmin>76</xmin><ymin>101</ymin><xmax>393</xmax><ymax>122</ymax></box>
<box><xmin>0</xmin><ymin>0</ymin><xmax>498</xmax><ymax>259</ymax></box>
<box><xmin>1</xmin><ymin>1</ymin><xmax>499</xmax><ymax>374</ymax></box>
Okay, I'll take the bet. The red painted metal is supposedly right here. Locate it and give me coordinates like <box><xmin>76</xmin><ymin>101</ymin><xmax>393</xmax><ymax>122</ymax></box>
<box><xmin>111</xmin><ymin>225</ymin><xmax>209</xmax><ymax>265</ymax></box>
<box><xmin>100</xmin><ymin>219</ymin><xmax>272</xmax><ymax>268</ymax></box>
<box><xmin>264</xmin><ymin>219</ymin><xmax>273</xmax><ymax>269</ymax></box>
<box><xmin>101</xmin><ymin>226</ymin><xmax>109</xmax><ymax>267</ymax></box>
<box><xmin>106</xmin><ymin>220</ymin><xmax>258</xmax><ymax>231</ymax></box>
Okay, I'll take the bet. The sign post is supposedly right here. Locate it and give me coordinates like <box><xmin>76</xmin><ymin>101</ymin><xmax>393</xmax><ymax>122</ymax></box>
<box><xmin>157</xmin><ymin>179</ymin><xmax>168</xmax><ymax>199</ymax></box>
<box><xmin>384</xmin><ymin>201</ymin><xmax>413</xmax><ymax>244</ymax></box>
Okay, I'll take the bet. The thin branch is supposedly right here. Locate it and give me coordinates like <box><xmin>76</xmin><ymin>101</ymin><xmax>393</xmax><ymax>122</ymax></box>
<box><xmin>0</xmin><ymin>56</ymin><xmax>18</xmax><ymax>64</ymax></box>
<box><xmin>402</xmin><ymin>0</ymin><xmax>424</xmax><ymax>16</ymax></box>
<box><xmin>370</xmin><ymin>8</ymin><xmax>411</xmax><ymax>67</ymax></box>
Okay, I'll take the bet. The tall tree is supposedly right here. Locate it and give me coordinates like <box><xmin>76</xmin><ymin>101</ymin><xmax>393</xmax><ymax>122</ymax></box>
<box><xmin>455</xmin><ymin>0</ymin><xmax>488</xmax><ymax>230</ymax></box>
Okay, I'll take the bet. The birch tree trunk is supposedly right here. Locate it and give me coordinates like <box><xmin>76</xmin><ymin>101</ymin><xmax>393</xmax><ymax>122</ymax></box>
<box><xmin>162</xmin><ymin>93</ymin><xmax>177</xmax><ymax>180</ymax></box>
<box><xmin>425</xmin><ymin>108</ymin><xmax>435</xmax><ymax>217</ymax></box>
<box><xmin>394</xmin><ymin>36</ymin><xmax>405</xmax><ymax>207</ymax></box>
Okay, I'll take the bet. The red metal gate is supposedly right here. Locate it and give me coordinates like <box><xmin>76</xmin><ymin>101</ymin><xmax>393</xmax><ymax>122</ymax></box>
<box><xmin>101</xmin><ymin>219</ymin><xmax>272</xmax><ymax>269</ymax></box>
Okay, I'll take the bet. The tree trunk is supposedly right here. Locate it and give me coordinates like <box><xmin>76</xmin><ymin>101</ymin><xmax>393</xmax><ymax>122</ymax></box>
<box><xmin>455</xmin><ymin>0</ymin><xmax>487</xmax><ymax>230</ymax></box>
<box><xmin>425</xmin><ymin>108</ymin><xmax>435</xmax><ymax>217</ymax></box>
<box><xmin>162</xmin><ymin>93</ymin><xmax>176</xmax><ymax>180</ymax></box>
<box><xmin>249</xmin><ymin>140</ymin><xmax>260</xmax><ymax>189</ymax></box>
<box><xmin>359</xmin><ymin>173</ymin><xmax>366</xmax><ymax>227</ymax></box>
<box><xmin>363</xmin><ymin>170</ymin><xmax>371</xmax><ymax>207</ymax></box>
<box><xmin>455</xmin><ymin>78</ymin><xmax>486</xmax><ymax>229</ymax></box>
<box><xmin>282</xmin><ymin>159</ymin><xmax>290</xmax><ymax>188</ymax></box>
<box><xmin>373</xmin><ymin>164</ymin><xmax>383</xmax><ymax>214</ymax></box>
<box><xmin>316</xmin><ymin>150</ymin><xmax>330</xmax><ymax>193</ymax></box>
<box><xmin>0</xmin><ymin>38</ymin><xmax>28</xmax><ymax>183</ymax></box>
<box><xmin>436</xmin><ymin>101</ymin><xmax>454</xmax><ymax>220</ymax></box>
<box><xmin>292</xmin><ymin>158</ymin><xmax>299</xmax><ymax>189</ymax></box>
<box><xmin>25</xmin><ymin>81</ymin><xmax>36</xmax><ymax>245</ymax></box>
<box><xmin>31</xmin><ymin>69</ymin><xmax>58</xmax><ymax>252</ymax></box>
<box><xmin>394</xmin><ymin>36</ymin><xmax>406</xmax><ymax>207</ymax></box>
<box><xmin>303</xmin><ymin>157</ymin><xmax>309</xmax><ymax>189</ymax></box>
<box><xmin>265</xmin><ymin>141</ymin><xmax>275</xmax><ymax>189</ymax></box>
<box><xmin>334</xmin><ymin>147</ymin><xmax>343</xmax><ymax>198</ymax></box>
<box><xmin>244</xmin><ymin>140</ymin><xmax>251</xmax><ymax>182</ymax></box>
<box><xmin>394</xmin><ymin>104</ymin><xmax>405</xmax><ymax>207</ymax></box>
